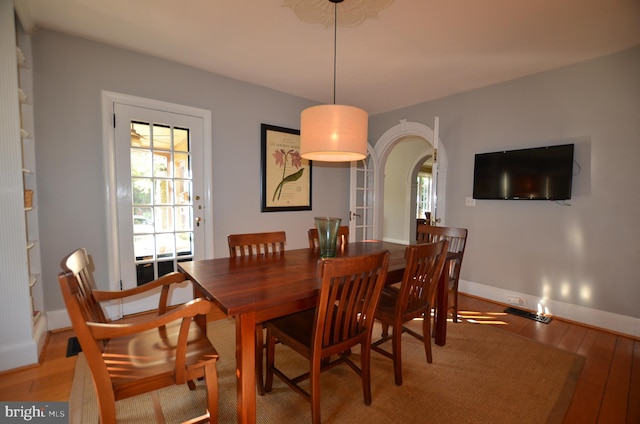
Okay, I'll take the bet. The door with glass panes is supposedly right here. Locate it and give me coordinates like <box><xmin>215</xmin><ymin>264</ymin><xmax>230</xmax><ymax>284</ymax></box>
<box><xmin>114</xmin><ymin>103</ymin><xmax>205</xmax><ymax>315</ymax></box>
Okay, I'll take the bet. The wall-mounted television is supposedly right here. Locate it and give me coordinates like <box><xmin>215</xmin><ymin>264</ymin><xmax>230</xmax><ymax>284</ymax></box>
<box><xmin>473</xmin><ymin>144</ymin><xmax>574</xmax><ymax>200</ymax></box>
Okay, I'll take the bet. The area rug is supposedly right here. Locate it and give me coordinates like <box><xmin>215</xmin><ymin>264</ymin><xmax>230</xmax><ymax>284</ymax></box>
<box><xmin>70</xmin><ymin>318</ymin><xmax>584</xmax><ymax>424</ymax></box>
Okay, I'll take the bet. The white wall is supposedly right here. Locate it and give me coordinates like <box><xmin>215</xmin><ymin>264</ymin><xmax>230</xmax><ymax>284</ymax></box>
<box><xmin>32</xmin><ymin>30</ymin><xmax>351</xmax><ymax>313</ymax></box>
<box><xmin>369</xmin><ymin>46</ymin><xmax>640</xmax><ymax>322</ymax></box>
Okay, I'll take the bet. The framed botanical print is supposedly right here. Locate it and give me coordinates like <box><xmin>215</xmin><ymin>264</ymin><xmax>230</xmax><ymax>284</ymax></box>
<box><xmin>260</xmin><ymin>124</ymin><xmax>312</xmax><ymax>212</ymax></box>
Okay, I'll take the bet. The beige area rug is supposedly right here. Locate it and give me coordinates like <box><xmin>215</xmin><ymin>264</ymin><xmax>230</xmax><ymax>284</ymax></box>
<box><xmin>70</xmin><ymin>318</ymin><xmax>584</xmax><ymax>424</ymax></box>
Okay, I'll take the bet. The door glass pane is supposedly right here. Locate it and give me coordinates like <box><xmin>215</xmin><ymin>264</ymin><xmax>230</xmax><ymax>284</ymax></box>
<box><xmin>416</xmin><ymin>172</ymin><xmax>432</xmax><ymax>219</ymax></box>
<box><xmin>154</xmin><ymin>180</ymin><xmax>173</xmax><ymax>205</ymax></box>
<box><xmin>354</xmin><ymin>156</ymin><xmax>374</xmax><ymax>241</ymax></box>
<box><xmin>130</xmin><ymin>120</ymin><xmax>194</xmax><ymax>285</ymax></box>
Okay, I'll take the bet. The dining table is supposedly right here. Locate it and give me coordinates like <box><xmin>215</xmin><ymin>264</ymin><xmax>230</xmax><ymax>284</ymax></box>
<box><xmin>178</xmin><ymin>240</ymin><xmax>456</xmax><ymax>424</ymax></box>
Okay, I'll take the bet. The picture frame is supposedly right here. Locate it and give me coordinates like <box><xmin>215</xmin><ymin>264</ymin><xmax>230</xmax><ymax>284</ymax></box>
<box><xmin>260</xmin><ymin>124</ymin><xmax>312</xmax><ymax>212</ymax></box>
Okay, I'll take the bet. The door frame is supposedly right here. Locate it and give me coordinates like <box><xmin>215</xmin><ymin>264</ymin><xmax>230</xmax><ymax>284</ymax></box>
<box><xmin>371</xmin><ymin>119</ymin><xmax>448</xmax><ymax>241</ymax></box>
<box><xmin>101</xmin><ymin>91</ymin><xmax>213</xmax><ymax>314</ymax></box>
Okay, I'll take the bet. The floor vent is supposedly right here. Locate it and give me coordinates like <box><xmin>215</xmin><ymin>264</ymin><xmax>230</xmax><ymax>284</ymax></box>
<box><xmin>66</xmin><ymin>336</ymin><xmax>82</xmax><ymax>357</ymax></box>
<box><xmin>504</xmin><ymin>307</ymin><xmax>553</xmax><ymax>324</ymax></box>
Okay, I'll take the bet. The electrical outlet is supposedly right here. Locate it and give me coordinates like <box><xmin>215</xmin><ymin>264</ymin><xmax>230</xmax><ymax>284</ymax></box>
<box><xmin>466</xmin><ymin>197</ymin><xmax>476</xmax><ymax>207</ymax></box>
<box><xmin>507</xmin><ymin>296</ymin><xmax>525</xmax><ymax>306</ymax></box>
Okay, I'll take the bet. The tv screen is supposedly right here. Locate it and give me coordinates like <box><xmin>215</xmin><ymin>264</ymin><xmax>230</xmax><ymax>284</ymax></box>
<box><xmin>473</xmin><ymin>144</ymin><xmax>574</xmax><ymax>200</ymax></box>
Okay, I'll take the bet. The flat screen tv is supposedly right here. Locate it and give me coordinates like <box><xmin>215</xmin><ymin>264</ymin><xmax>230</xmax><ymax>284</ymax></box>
<box><xmin>473</xmin><ymin>144</ymin><xmax>574</xmax><ymax>200</ymax></box>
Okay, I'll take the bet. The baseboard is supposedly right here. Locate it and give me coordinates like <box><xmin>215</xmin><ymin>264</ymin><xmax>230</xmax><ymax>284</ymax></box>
<box><xmin>382</xmin><ymin>237</ymin><xmax>407</xmax><ymax>245</ymax></box>
<box><xmin>0</xmin><ymin>339</ymin><xmax>39</xmax><ymax>372</ymax></box>
<box><xmin>459</xmin><ymin>279</ymin><xmax>640</xmax><ymax>339</ymax></box>
<box><xmin>48</xmin><ymin>303</ymin><xmax>121</xmax><ymax>331</ymax></box>
<box><xmin>47</xmin><ymin>280</ymin><xmax>640</xmax><ymax>339</ymax></box>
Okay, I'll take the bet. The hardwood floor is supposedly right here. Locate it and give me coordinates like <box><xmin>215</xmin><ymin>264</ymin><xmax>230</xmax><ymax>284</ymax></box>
<box><xmin>0</xmin><ymin>294</ymin><xmax>638</xmax><ymax>423</ymax></box>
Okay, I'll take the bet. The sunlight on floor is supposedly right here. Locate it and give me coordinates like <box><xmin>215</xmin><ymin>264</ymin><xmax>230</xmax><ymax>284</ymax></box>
<box><xmin>455</xmin><ymin>310</ymin><xmax>508</xmax><ymax>325</ymax></box>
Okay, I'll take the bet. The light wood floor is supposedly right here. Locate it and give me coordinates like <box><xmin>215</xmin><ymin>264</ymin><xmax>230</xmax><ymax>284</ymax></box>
<box><xmin>1</xmin><ymin>294</ymin><xmax>638</xmax><ymax>423</ymax></box>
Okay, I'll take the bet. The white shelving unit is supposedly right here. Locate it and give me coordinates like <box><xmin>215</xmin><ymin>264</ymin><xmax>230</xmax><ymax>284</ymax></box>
<box><xmin>0</xmin><ymin>0</ymin><xmax>47</xmax><ymax>371</ymax></box>
<box><xmin>18</xmin><ymin>25</ymin><xmax>45</xmax><ymax>329</ymax></box>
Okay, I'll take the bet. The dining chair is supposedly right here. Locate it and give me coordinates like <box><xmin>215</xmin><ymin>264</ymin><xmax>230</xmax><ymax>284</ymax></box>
<box><xmin>228</xmin><ymin>231</ymin><xmax>286</xmax><ymax>257</ymax></box>
<box><xmin>227</xmin><ymin>230</ymin><xmax>286</xmax><ymax>395</ymax></box>
<box><xmin>58</xmin><ymin>247</ymin><xmax>219</xmax><ymax>424</ymax></box>
<box><xmin>371</xmin><ymin>240</ymin><xmax>448</xmax><ymax>385</ymax></box>
<box><xmin>307</xmin><ymin>226</ymin><xmax>350</xmax><ymax>249</ymax></box>
<box><xmin>263</xmin><ymin>250</ymin><xmax>390</xmax><ymax>424</ymax></box>
<box><xmin>416</xmin><ymin>224</ymin><xmax>468</xmax><ymax>322</ymax></box>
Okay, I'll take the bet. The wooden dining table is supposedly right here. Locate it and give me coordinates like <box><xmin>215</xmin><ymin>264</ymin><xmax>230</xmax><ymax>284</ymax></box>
<box><xmin>178</xmin><ymin>241</ymin><xmax>454</xmax><ymax>424</ymax></box>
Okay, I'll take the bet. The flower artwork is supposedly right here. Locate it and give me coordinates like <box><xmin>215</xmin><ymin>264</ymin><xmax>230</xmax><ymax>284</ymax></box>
<box><xmin>272</xmin><ymin>149</ymin><xmax>304</xmax><ymax>202</ymax></box>
<box><xmin>261</xmin><ymin>124</ymin><xmax>312</xmax><ymax>212</ymax></box>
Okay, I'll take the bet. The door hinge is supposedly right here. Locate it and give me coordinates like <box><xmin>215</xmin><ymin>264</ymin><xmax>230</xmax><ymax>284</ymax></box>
<box><xmin>119</xmin><ymin>279</ymin><xmax>123</xmax><ymax>290</ymax></box>
<box><xmin>433</xmin><ymin>148</ymin><xmax>438</xmax><ymax>162</ymax></box>
<box><xmin>113</xmin><ymin>113</ymin><xmax>116</xmax><ymax>128</ymax></box>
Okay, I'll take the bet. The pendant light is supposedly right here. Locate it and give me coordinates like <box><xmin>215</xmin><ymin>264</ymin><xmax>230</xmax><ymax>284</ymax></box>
<box><xmin>300</xmin><ymin>0</ymin><xmax>368</xmax><ymax>162</ymax></box>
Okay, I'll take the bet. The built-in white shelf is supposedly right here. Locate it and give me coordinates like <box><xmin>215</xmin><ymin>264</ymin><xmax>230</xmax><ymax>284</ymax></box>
<box><xmin>16</xmin><ymin>46</ymin><xmax>26</xmax><ymax>67</ymax></box>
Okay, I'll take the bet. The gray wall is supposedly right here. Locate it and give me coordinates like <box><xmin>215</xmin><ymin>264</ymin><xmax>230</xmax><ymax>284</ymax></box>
<box><xmin>32</xmin><ymin>30</ymin><xmax>350</xmax><ymax>312</ymax></box>
<box><xmin>370</xmin><ymin>46</ymin><xmax>640</xmax><ymax>320</ymax></box>
<box><xmin>32</xmin><ymin>27</ymin><xmax>640</xmax><ymax>322</ymax></box>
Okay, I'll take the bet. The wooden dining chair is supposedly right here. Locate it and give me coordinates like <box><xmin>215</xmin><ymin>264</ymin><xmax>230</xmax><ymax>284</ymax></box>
<box><xmin>58</xmin><ymin>248</ymin><xmax>219</xmax><ymax>424</ymax></box>
<box><xmin>307</xmin><ymin>226</ymin><xmax>350</xmax><ymax>249</ymax></box>
<box><xmin>228</xmin><ymin>231</ymin><xmax>286</xmax><ymax>257</ymax></box>
<box><xmin>227</xmin><ymin>231</ymin><xmax>286</xmax><ymax>395</ymax></box>
<box><xmin>371</xmin><ymin>240</ymin><xmax>448</xmax><ymax>385</ymax></box>
<box><xmin>416</xmin><ymin>224</ymin><xmax>468</xmax><ymax>322</ymax></box>
<box><xmin>263</xmin><ymin>250</ymin><xmax>390</xmax><ymax>424</ymax></box>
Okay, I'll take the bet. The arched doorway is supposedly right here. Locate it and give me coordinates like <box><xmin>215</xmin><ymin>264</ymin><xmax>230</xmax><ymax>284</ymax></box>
<box><xmin>373</xmin><ymin>119</ymin><xmax>448</xmax><ymax>243</ymax></box>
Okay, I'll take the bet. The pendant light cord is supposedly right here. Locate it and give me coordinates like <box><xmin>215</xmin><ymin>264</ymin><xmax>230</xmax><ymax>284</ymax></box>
<box><xmin>333</xmin><ymin>0</ymin><xmax>337</xmax><ymax>105</ymax></box>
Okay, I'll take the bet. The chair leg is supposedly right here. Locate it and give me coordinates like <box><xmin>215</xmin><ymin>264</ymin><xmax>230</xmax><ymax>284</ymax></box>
<box><xmin>423</xmin><ymin>312</ymin><xmax>433</xmax><ymax>363</ymax></box>
<box><xmin>392</xmin><ymin>323</ymin><xmax>403</xmax><ymax>386</ymax></box>
<box><xmin>361</xmin><ymin>342</ymin><xmax>373</xmax><ymax>404</ymax></box>
<box><xmin>256</xmin><ymin>324</ymin><xmax>266</xmax><ymax>395</ymax></box>
<box><xmin>381</xmin><ymin>322</ymin><xmax>390</xmax><ymax>338</ymax></box>
<box><xmin>204</xmin><ymin>362</ymin><xmax>218</xmax><ymax>423</ymax></box>
<box><xmin>264</xmin><ymin>328</ymin><xmax>276</xmax><ymax>392</ymax></box>
<box><xmin>310</xmin><ymin>356</ymin><xmax>322</xmax><ymax>424</ymax></box>
<box><xmin>451</xmin><ymin>283</ymin><xmax>459</xmax><ymax>323</ymax></box>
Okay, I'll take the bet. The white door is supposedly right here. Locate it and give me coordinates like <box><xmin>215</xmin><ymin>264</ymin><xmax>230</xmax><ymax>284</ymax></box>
<box><xmin>430</xmin><ymin>117</ymin><xmax>440</xmax><ymax>225</ymax></box>
<box><xmin>113</xmin><ymin>103</ymin><xmax>205</xmax><ymax>315</ymax></box>
<box><xmin>349</xmin><ymin>152</ymin><xmax>376</xmax><ymax>241</ymax></box>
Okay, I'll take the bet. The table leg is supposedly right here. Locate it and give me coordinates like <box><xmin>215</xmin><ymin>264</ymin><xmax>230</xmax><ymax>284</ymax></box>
<box><xmin>434</xmin><ymin>265</ymin><xmax>448</xmax><ymax>346</ymax></box>
<box><xmin>236</xmin><ymin>312</ymin><xmax>257</xmax><ymax>424</ymax></box>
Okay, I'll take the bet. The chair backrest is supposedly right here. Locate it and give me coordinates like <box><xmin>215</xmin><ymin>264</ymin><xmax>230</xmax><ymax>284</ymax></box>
<box><xmin>416</xmin><ymin>225</ymin><xmax>468</xmax><ymax>281</ymax></box>
<box><xmin>396</xmin><ymin>240</ymin><xmax>449</xmax><ymax>319</ymax></box>
<box><xmin>228</xmin><ymin>231</ymin><xmax>286</xmax><ymax>257</ymax></box>
<box><xmin>59</xmin><ymin>247</ymin><xmax>108</xmax><ymax>325</ymax></box>
<box><xmin>308</xmin><ymin>226</ymin><xmax>350</xmax><ymax>249</ymax></box>
<box><xmin>313</xmin><ymin>250</ymin><xmax>390</xmax><ymax>353</ymax></box>
<box><xmin>58</xmin><ymin>249</ymin><xmax>113</xmax><ymax>382</ymax></box>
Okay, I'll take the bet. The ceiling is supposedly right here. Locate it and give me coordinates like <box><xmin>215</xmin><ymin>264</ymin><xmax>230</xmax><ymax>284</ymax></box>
<box><xmin>15</xmin><ymin>0</ymin><xmax>640</xmax><ymax>115</ymax></box>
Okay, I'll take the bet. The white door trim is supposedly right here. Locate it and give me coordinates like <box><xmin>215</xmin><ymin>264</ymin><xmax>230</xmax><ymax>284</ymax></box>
<box><xmin>101</xmin><ymin>91</ymin><xmax>213</xmax><ymax>315</ymax></box>
<box><xmin>372</xmin><ymin>119</ymin><xmax>448</xmax><ymax>239</ymax></box>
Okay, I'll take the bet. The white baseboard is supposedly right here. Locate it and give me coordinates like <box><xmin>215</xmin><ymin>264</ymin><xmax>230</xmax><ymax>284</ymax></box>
<box><xmin>382</xmin><ymin>237</ymin><xmax>407</xmax><ymax>245</ymax></box>
<box><xmin>48</xmin><ymin>280</ymin><xmax>640</xmax><ymax>339</ymax></box>
<box><xmin>459</xmin><ymin>279</ymin><xmax>640</xmax><ymax>339</ymax></box>
<box><xmin>0</xmin><ymin>339</ymin><xmax>39</xmax><ymax>372</ymax></box>
<box><xmin>0</xmin><ymin>315</ymin><xmax>48</xmax><ymax>371</ymax></box>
